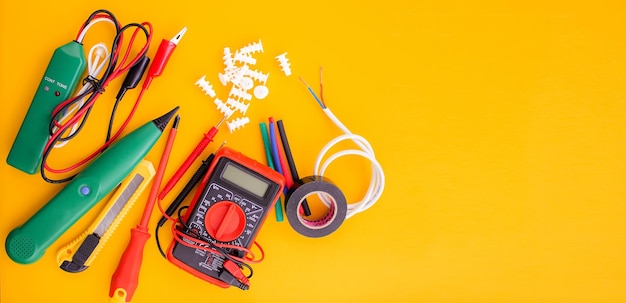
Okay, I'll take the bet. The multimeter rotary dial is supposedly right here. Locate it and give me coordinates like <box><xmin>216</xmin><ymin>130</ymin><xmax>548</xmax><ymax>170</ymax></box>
<box><xmin>205</xmin><ymin>201</ymin><xmax>246</xmax><ymax>242</ymax></box>
<box><xmin>189</xmin><ymin>182</ymin><xmax>265</xmax><ymax>248</ymax></box>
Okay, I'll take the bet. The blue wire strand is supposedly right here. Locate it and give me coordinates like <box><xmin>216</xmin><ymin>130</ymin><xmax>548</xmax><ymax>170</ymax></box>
<box><xmin>300</xmin><ymin>76</ymin><xmax>325</xmax><ymax>109</ymax></box>
<box><xmin>306</xmin><ymin>87</ymin><xmax>325</xmax><ymax>109</ymax></box>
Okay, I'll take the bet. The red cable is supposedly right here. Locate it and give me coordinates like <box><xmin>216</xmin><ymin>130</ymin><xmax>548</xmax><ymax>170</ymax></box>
<box><xmin>248</xmin><ymin>241</ymin><xmax>264</xmax><ymax>263</ymax></box>
<box><xmin>44</xmin><ymin>87</ymin><xmax>146</xmax><ymax>173</ymax></box>
<box><xmin>166</xmin><ymin>207</ymin><xmax>264</xmax><ymax>264</ymax></box>
<box><xmin>171</xmin><ymin>225</ymin><xmax>265</xmax><ymax>264</ymax></box>
<box><xmin>157</xmin><ymin>193</ymin><xmax>177</xmax><ymax>223</ymax></box>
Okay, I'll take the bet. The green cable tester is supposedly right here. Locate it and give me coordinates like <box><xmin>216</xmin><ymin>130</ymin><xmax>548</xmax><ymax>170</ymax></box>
<box><xmin>7</xmin><ymin>41</ymin><xmax>86</xmax><ymax>174</ymax></box>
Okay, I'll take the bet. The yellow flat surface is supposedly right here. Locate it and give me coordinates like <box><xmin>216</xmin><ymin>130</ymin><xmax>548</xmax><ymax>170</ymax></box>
<box><xmin>2</xmin><ymin>1</ymin><xmax>626</xmax><ymax>302</ymax></box>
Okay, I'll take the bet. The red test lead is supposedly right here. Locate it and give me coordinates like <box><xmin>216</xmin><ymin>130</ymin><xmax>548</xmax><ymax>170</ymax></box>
<box><xmin>158</xmin><ymin>116</ymin><xmax>225</xmax><ymax>200</ymax></box>
<box><xmin>142</xmin><ymin>27</ymin><xmax>187</xmax><ymax>90</ymax></box>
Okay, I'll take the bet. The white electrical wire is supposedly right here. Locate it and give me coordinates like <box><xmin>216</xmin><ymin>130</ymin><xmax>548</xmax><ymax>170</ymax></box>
<box><xmin>53</xmin><ymin>42</ymin><xmax>109</xmax><ymax>148</ymax></box>
<box><xmin>314</xmin><ymin>107</ymin><xmax>385</xmax><ymax>219</ymax></box>
<box><xmin>76</xmin><ymin>18</ymin><xmax>116</xmax><ymax>43</ymax></box>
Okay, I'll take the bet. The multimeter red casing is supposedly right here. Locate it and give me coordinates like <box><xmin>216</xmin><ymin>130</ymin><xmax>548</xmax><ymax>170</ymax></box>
<box><xmin>166</xmin><ymin>147</ymin><xmax>284</xmax><ymax>288</ymax></box>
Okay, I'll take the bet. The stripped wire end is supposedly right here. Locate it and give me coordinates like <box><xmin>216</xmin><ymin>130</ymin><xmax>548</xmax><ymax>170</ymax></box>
<box><xmin>298</xmin><ymin>76</ymin><xmax>325</xmax><ymax>109</ymax></box>
<box><xmin>319</xmin><ymin>66</ymin><xmax>326</xmax><ymax>107</ymax></box>
<box><xmin>170</xmin><ymin>27</ymin><xmax>188</xmax><ymax>45</ymax></box>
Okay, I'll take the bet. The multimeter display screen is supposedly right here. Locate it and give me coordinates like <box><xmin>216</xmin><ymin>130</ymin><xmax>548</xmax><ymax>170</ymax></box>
<box><xmin>221</xmin><ymin>163</ymin><xmax>269</xmax><ymax>198</ymax></box>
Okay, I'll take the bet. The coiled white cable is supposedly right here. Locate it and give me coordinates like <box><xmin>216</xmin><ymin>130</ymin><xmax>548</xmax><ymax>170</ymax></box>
<box><xmin>53</xmin><ymin>42</ymin><xmax>109</xmax><ymax>148</ymax></box>
<box><xmin>314</xmin><ymin>107</ymin><xmax>385</xmax><ymax>219</ymax></box>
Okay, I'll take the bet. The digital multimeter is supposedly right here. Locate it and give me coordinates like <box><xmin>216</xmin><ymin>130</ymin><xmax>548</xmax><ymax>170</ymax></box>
<box><xmin>167</xmin><ymin>146</ymin><xmax>284</xmax><ymax>288</ymax></box>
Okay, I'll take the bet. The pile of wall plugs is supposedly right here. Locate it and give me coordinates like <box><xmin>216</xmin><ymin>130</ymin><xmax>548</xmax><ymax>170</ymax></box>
<box><xmin>195</xmin><ymin>40</ymin><xmax>292</xmax><ymax>133</ymax></box>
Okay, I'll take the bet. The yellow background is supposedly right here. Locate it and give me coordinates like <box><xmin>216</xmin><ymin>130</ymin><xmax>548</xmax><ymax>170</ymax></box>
<box><xmin>2</xmin><ymin>1</ymin><xmax>626</xmax><ymax>302</ymax></box>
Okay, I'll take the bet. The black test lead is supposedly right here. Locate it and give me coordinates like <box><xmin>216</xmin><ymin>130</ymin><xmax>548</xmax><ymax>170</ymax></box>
<box><xmin>107</xmin><ymin>56</ymin><xmax>151</xmax><ymax>142</ymax></box>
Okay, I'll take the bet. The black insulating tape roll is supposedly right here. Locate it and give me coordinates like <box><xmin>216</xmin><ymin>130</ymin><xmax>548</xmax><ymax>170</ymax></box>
<box><xmin>285</xmin><ymin>176</ymin><xmax>347</xmax><ymax>238</ymax></box>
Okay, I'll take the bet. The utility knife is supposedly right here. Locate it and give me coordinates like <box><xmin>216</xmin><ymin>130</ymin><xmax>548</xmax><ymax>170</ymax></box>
<box><xmin>56</xmin><ymin>160</ymin><xmax>155</xmax><ymax>272</ymax></box>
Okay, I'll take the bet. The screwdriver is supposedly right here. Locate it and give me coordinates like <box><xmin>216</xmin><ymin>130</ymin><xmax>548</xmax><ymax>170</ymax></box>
<box><xmin>109</xmin><ymin>116</ymin><xmax>179</xmax><ymax>303</ymax></box>
<box><xmin>158</xmin><ymin>116</ymin><xmax>225</xmax><ymax>200</ymax></box>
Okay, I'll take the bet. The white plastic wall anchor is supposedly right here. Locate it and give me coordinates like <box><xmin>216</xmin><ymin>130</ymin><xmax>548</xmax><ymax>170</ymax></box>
<box><xmin>223</xmin><ymin>47</ymin><xmax>235</xmax><ymax>70</ymax></box>
<box><xmin>275</xmin><ymin>52</ymin><xmax>292</xmax><ymax>76</ymax></box>
<box><xmin>226</xmin><ymin>97</ymin><xmax>250</xmax><ymax>115</ymax></box>
<box><xmin>227</xmin><ymin>117</ymin><xmax>250</xmax><ymax>133</ymax></box>
<box><xmin>229</xmin><ymin>86</ymin><xmax>252</xmax><ymax>101</ymax></box>
<box><xmin>195</xmin><ymin>75</ymin><xmax>216</xmax><ymax>98</ymax></box>
<box><xmin>253</xmin><ymin>85</ymin><xmax>269</xmax><ymax>100</ymax></box>
<box><xmin>245</xmin><ymin>68</ymin><xmax>269</xmax><ymax>84</ymax></box>
<box><xmin>214</xmin><ymin>97</ymin><xmax>235</xmax><ymax>118</ymax></box>
<box><xmin>218</xmin><ymin>72</ymin><xmax>230</xmax><ymax>86</ymax></box>
<box><xmin>239</xmin><ymin>77</ymin><xmax>254</xmax><ymax>90</ymax></box>
<box><xmin>218</xmin><ymin>64</ymin><xmax>241</xmax><ymax>86</ymax></box>
<box><xmin>231</xmin><ymin>65</ymin><xmax>250</xmax><ymax>88</ymax></box>
<box><xmin>234</xmin><ymin>51</ymin><xmax>257</xmax><ymax>65</ymax></box>
<box><xmin>239</xmin><ymin>39</ymin><xmax>263</xmax><ymax>55</ymax></box>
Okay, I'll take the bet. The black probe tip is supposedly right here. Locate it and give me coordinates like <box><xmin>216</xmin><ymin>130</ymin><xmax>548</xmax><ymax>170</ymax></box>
<box><xmin>152</xmin><ymin>106</ymin><xmax>180</xmax><ymax>131</ymax></box>
<box><xmin>172</xmin><ymin>115</ymin><xmax>181</xmax><ymax>129</ymax></box>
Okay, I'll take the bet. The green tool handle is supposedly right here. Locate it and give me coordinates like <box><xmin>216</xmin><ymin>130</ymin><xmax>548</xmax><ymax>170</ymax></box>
<box><xmin>6</xmin><ymin>121</ymin><xmax>162</xmax><ymax>264</ymax></box>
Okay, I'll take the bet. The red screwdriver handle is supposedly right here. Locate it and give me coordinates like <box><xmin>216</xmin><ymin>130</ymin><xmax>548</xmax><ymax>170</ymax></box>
<box><xmin>109</xmin><ymin>226</ymin><xmax>150</xmax><ymax>302</ymax></box>
<box><xmin>158</xmin><ymin>127</ymin><xmax>218</xmax><ymax>200</ymax></box>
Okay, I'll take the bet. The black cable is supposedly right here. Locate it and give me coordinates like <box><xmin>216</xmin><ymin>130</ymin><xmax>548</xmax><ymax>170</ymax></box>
<box><xmin>56</xmin><ymin>105</ymin><xmax>94</xmax><ymax>142</ymax></box>
<box><xmin>82</xmin><ymin>9</ymin><xmax>121</xmax><ymax>30</ymax></box>
<box><xmin>107</xmin><ymin>55</ymin><xmax>150</xmax><ymax>142</ymax></box>
<box><xmin>241</xmin><ymin>262</ymin><xmax>253</xmax><ymax>279</ymax></box>
<box><xmin>176</xmin><ymin>206</ymin><xmax>190</xmax><ymax>229</ymax></box>
<box><xmin>155</xmin><ymin>224</ymin><xmax>167</xmax><ymax>259</ymax></box>
<box><xmin>107</xmin><ymin>98</ymin><xmax>123</xmax><ymax>142</ymax></box>
<box><xmin>158</xmin><ymin>153</ymin><xmax>215</xmax><ymax>227</ymax></box>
